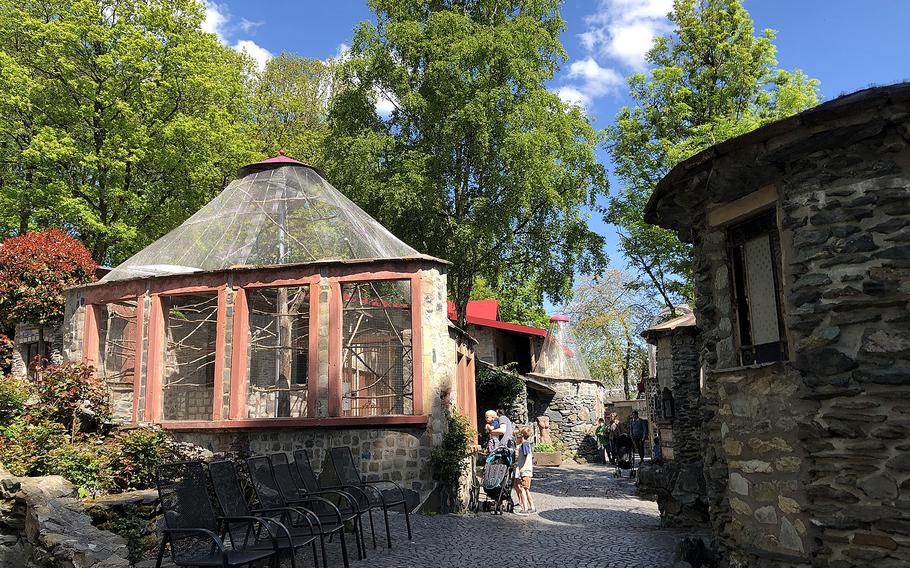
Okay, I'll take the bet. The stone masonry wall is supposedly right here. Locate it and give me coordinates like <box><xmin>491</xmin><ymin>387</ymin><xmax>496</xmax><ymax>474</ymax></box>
<box><xmin>672</xmin><ymin>104</ymin><xmax>910</xmax><ymax>567</ymax></box>
<box><xmin>540</xmin><ymin>378</ymin><xmax>603</xmax><ymax>462</ymax></box>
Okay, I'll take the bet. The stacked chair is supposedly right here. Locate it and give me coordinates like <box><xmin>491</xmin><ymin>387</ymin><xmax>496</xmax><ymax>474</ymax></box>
<box><xmin>154</xmin><ymin>447</ymin><xmax>414</xmax><ymax>568</ymax></box>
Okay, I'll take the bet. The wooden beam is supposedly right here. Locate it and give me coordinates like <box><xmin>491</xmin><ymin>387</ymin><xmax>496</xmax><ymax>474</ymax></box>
<box><xmin>707</xmin><ymin>185</ymin><xmax>778</xmax><ymax>227</ymax></box>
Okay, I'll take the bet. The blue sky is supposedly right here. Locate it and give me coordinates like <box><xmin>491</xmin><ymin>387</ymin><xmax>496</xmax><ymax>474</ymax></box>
<box><xmin>203</xmin><ymin>0</ymin><xmax>910</xmax><ymax>303</ymax></box>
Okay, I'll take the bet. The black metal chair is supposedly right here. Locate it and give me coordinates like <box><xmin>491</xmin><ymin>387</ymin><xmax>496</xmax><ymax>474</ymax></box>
<box><xmin>325</xmin><ymin>446</ymin><xmax>412</xmax><ymax>548</ymax></box>
<box><xmin>293</xmin><ymin>449</ymin><xmax>379</xmax><ymax>551</ymax></box>
<box><xmin>268</xmin><ymin>452</ymin><xmax>366</xmax><ymax>559</ymax></box>
<box><xmin>208</xmin><ymin>460</ymin><xmax>320</xmax><ymax>568</ymax></box>
<box><xmin>155</xmin><ymin>461</ymin><xmax>278</xmax><ymax>568</ymax></box>
<box><xmin>246</xmin><ymin>455</ymin><xmax>351</xmax><ymax>568</ymax></box>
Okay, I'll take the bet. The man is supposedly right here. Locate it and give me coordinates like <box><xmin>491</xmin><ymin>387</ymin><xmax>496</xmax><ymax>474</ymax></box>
<box><xmin>629</xmin><ymin>410</ymin><xmax>649</xmax><ymax>466</ymax></box>
<box><xmin>484</xmin><ymin>409</ymin><xmax>514</xmax><ymax>452</ymax></box>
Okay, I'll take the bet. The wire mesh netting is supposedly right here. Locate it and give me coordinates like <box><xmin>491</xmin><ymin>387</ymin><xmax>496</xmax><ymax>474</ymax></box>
<box><xmin>246</xmin><ymin>285</ymin><xmax>310</xmax><ymax>418</ymax></box>
<box><xmin>101</xmin><ymin>163</ymin><xmax>419</xmax><ymax>282</ymax></box>
<box><xmin>162</xmin><ymin>293</ymin><xmax>218</xmax><ymax>421</ymax></box>
<box><xmin>341</xmin><ymin>279</ymin><xmax>413</xmax><ymax>416</ymax></box>
<box><xmin>98</xmin><ymin>300</ymin><xmax>138</xmax><ymax>383</ymax></box>
<box><xmin>532</xmin><ymin>317</ymin><xmax>592</xmax><ymax>381</ymax></box>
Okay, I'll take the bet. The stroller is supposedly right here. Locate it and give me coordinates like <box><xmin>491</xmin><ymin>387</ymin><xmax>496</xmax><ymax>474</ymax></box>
<box><xmin>612</xmin><ymin>433</ymin><xmax>636</xmax><ymax>479</ymax></box>
<box><xmin>471</xmin><ymin>446</ymin><xmax>516</xmax><ymax>514</ymax></box>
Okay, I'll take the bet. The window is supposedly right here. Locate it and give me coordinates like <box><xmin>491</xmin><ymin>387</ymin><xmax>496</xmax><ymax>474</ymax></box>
<box><xmin>246</xmin><ymin>286</ymin><xmax>310</xmax><ymax>418</ymax></box>
<box><xmin>341</xmin><ymin>280</ymin><xmax>413</xmax><ymax>416</ymax></box>
<box><xmin>98</xmin><ymin>300</ymin><xmax>138</xmax><ymax>384</ymax></box>
<box><xmin>729</xmin><ymin>211</ymin><xmax>787</xmax><ymax>365</ymax></box>
<box><xmin>162</xmin><ymin>294</ymin><xmax>218</xmax><ymax>420</ymax></box>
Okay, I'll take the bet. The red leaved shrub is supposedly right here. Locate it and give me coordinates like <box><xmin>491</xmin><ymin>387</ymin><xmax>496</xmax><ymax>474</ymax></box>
<box><xmin>0</xmin><ymin>229</ymin><xmax>96</xmax><ymax>328</ymax></box>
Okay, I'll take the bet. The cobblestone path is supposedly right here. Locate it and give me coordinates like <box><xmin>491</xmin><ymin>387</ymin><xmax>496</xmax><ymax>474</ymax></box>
<box><xmin>324</xmin><ymin>462</ymin><xmax>698</xmax><ymax>568</ymax></box>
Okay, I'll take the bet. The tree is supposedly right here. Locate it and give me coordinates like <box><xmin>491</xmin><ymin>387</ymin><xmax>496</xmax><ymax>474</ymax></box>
<box><xmin>606</xmin><ymin>0</ymin><xmax>820</xmax><ymax>314</ymax></box>
<box><xmin>0</xmin><ymin>229</ymin><xmax>96</xmax><ymax>356</ymax></box>
<box><xmin>470</xmin><ymin>275</ymin><xmax>549</xmax><ymax>329</ymax></box>
<box><xmin>0</xmin><ymin>0</ymin><xmax>256</xmax><ymax>264</ymax></box>
<box><xmin>324</xmin><ymin>0</ymin><xmax>608</xmax><ymax>328</ymax></box>
<box><xmin>251</xmin><ymin>52</ymin><xmax>336</xmax><ymax>163</ymax></box>
<box><xmin>565</xmin><ymin>270</ymin><xmax>657</xmax><ymax>399</ymax></box>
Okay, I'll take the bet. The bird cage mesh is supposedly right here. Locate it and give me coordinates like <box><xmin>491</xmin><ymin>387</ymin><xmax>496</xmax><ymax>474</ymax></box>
<box><xmin>101</xmin><ymin>160</ymin><xmax>418</xmax><ymax>282</ymax></box>
<box><xmin>533</xmin><ymin>315</ymin><xmax>592</xmax><ymax>380</ymax></box>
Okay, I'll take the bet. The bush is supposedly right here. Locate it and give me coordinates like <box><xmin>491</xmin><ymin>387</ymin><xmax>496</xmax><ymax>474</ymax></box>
<box><xmin>0</xmin><ymin>375</ymin><xmax>30</xmax><ymax>425</ymax></box>
<box><xmin>43</xmin><ymin>442</ymin><xmax>110</xmax><ymax>497</ymax></box>
<box><xmin>430</xmin><ymin>409</ymin><xmax>474</xmax><ymax>512</ymax></box>
<box><xmin>108</xmin><ymin>428</ymin><xmax>171</xmax><ymax>491</ymax></box>
<box><xmin>32</xmin><ymin>363</ymin><xmax>111</xmax><ymax>434</ymax></box>
<box><xmin>0</xmin><ymin>335</ymin><xmax>13</xmax><ymax>376</ymax></box>
<box><xmin>0</xmin><ymin>417</ymin><xmax>68</xmax><ymax>476</ymax></box>
<box><xmin>534</xmin><ymin>442</ymin><xmax>557</xmax><ymax>452</ymax></box>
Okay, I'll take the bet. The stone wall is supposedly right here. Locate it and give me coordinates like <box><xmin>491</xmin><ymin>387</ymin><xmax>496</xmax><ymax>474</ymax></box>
<box><xmin>537</xmin><ymin>377</ymin><xmax>603</xmax><ymax>462</ymax></box>
<box><xmin>659</xmin><ymin>100</ymin><xmax>910</xmax><ymax>566</ymax></box>
<box><xmin>0</xmin><ymin>469</ymin><xmax>130</xmax><ymax>567</ymax></box>
<box><xmin>171</xmin><ymin>425</ymin><xmax>430</xmax><ymax>501</ymax></box>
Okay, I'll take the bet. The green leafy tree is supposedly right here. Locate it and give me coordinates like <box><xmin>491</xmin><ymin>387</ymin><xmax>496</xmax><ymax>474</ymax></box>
<box><xmin>251</xmin><ymin>52</ymin><xmax>337</xmax><ymax>163</ymax></box>
<box><xmin>470</xmin><ymin>275</ymin><xmax>549</xmax><ymax>329</ymax></box>
<box><xmin>325</xmin><ymin>0</ymin><xmax>607</xmax><ymax>327</ymax></box>
<box><xmin>566</xmin><ymin>270</ymin><xmax>657</xmax><ymax>398</ymax></box>
<box><xmin>606</xmin><ymin>0</ymin><xmax>820</xmax><ymax>313</ymax></box>
<box><xmin>0</xmin><ymin>0</ymin><xmax>256</xmax><ymax>263</ymax></box>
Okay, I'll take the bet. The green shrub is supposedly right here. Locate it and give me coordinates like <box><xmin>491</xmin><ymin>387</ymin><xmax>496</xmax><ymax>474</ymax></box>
<box><xmin>43</xmin><ymin>441</ymin><xmax>110</xmax><ymax>497</ymax></box>
<box><xmin>32</xmin><ymin>363</ymin><xmax>110</xmax><ymax>434</ymax></box>
<box><xmin>0</xmin><ymin>417</ymin><xmax>68</xmax><ymax>476</ymax></box>
<box><xmin>534</xmin><ymin>442</ymin><xmax>557</xmax><ymax>452</ymax></box>
<box><xmin>0</xmin><ymin>375</ymin><xmax>30</xmax><ymax>425</ymax></box>
<box><xmin>108</xmin><ymin>428</ymin><xmax>171</xmax><ymax>491</ymax></box>
<box><xmin>430</xmin><ymin>409</ymin><xmax>474</xmax><ymax>511</ymax></box>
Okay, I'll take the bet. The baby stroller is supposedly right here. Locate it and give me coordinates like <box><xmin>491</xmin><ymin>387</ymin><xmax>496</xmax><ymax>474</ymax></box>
<box><xmin>472</xmin><ymin>446</ymin><xmax>515</xmax><ymax>514</ymax></box>
<box><xmin>613</xmin><ymin>433</ymin><xmax>636</xmax><ymax>479</ymax></box>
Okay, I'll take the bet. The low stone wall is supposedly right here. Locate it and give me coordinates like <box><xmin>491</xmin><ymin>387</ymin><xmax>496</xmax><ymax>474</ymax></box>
<box><xmin>0</xmin><ymin>469</ymin><xmax>130</xmax><ymax>567</ymax></box>
<box><xmin>171</xmin><ymin>425</ymin><xmax>431</xmax><ymax>503</ymax></box>
<box><xmin>85</xmin><ymin>490</ymin><xmax>160</xmax><ymax>566</ymax></box>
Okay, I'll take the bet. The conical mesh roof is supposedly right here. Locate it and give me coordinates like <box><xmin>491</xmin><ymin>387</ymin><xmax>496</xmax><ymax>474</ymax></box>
<box><xmin>102</xmin><ymin>160</ymin><xmax>418</xmax><ymax>282</ymax></box>
<box><xmin>532</xmin><ymin>315</ymin><xmax>592</xmax><ymax>380</ymax></box>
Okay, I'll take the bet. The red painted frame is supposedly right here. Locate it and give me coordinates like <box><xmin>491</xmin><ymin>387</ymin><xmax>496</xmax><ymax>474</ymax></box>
<box><xmin>82</xmin><ymin>259</ymin><xmax>431</xmax><ymax>429</ymax></box>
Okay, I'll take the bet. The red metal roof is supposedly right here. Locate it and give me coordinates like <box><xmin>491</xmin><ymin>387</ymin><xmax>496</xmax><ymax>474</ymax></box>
<box><xmin>256</xmin><ymin>154</ymin><xmax>305</xmax><ymax>166</ymax></box>
<box><xmin>447</xmin><ymin>300</ymin><xmax>547</xmax><ymax>337</ymax></box>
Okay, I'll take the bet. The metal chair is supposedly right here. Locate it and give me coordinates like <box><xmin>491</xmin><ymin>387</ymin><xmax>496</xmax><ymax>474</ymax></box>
<box><xmin>208</xmin><ymin>460</ymin><xmax>320</xmax><ymax>568</ymax></box>
<box><xmin>155</xmin><ymin>461</ymin><xmax>278</xmax><ymax>568</ymax></box>
<box><xmin>325</xmin><ymin>446</ymin><xmax>412</xmax><ymax>548</ymax></box>
<box><xmin>246</xmin><ymin>455</ymin><xmax>351</xmax><ymax>568</ymax></box>
<box><xmin>268</xmin><ymin>452</ymin><xmax>366</xmax><ymax>559</ymax></box>
<box><xmin>293</xmin><ymin>449</ymin><xmax>379</xmax><ymax>551</ymax></box>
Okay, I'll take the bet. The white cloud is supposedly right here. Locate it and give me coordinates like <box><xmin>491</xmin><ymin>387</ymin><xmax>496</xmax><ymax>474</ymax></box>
<box><xmin>234</xmin><ymin>40</ymin><xmax>273</xmax><ymax>73</ymax></box>
<box><xmin>375</xmin><ymin>88</ymin><xmax>398</xmax><ymax>117</ymax></box>
<box><xmin>202</xmin><ymin>1</ymin><xmax>272</xmax><ymax>72</ymax></box>
<box><xmin>238</xmin><ymin>18</ymin><xmax>263</xmax><ymax>34</ymax></box>
<box><xmin>582</xmin><ymin>0</ymin><xmax>673</xmax><ymax>70</ymax></box>
<box><xmin>555</xmin><ymin>0</ymin><xmax>672</xmax><ymax>107</ymax></box>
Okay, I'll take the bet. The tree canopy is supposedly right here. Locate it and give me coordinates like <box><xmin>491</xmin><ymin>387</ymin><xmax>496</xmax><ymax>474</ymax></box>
<box><xmin>0</xmin><ymin>0</ymin><xmax>256</xmax><ymax>264</ymax></box>
<box><xmin>323</xmin><ymin>0</ymin><xmax>608</xmax><ymax>327</ymax></box>
<box><xmin>606</xmin><ymin>0</ymin><xmax>820</xmax><ymax>313</ymax></box>
<box><xmin>565</xmin><ymin>270</ymin><xmax>655</xmax><ymax>398</ymax></box>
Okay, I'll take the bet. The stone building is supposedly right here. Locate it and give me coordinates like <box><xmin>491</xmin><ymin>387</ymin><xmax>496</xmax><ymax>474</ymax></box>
<box><xmin>61</xmin><ymin>154</ymin><xmax>477</xmax><ymax>505</ymax></box>
<box><xmin>529</xmin><ymin>315</ymin><xmax>606</xmax><ymax>461</ymax></box>
<box><xmin>646</xmin><ymin>84</ymin><xmax>910</xmax><ymax>566</ymax></box>
<box><xmin>640</xmin><ymin>309</ymin><xmax>708</xmax><ymax>526</ymax></box>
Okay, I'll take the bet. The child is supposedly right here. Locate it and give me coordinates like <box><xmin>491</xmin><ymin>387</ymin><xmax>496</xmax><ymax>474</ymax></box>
<box><xmin>595</xmin><ymin>418</ymin><xmax>608</xmax><ymax>464</ymax></box>
<box><xmin>514</xmin><ymin>426</ymin><xmax>536</xmax><ymax>515</ymax></box>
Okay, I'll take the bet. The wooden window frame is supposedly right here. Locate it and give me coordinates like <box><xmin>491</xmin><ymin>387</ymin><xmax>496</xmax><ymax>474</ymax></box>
<box><xmin>727</xmin><ymin>210</ymin><xmax>788</xmax><ymax>366</ymax></box>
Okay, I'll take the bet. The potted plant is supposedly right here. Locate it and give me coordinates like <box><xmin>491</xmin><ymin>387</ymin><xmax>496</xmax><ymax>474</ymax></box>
<box><xmin>533</xmin><ymin>441</ymin><xmax>563</xmax><ymax>467</ymax></box>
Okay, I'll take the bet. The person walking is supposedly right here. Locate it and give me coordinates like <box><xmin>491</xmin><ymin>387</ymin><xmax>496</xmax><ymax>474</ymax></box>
<box><xmin>514</xmin><ymin>426</ymin><xmax>536</xmax><ymax>515</ymax></box>
<box><xmin>629</xmin><ymin>410</ymin><xmax>649</xmax><ymax>466</ymax></box>
<box><xmin>595</xmin><ymin>418</ymin><xmax>609</xmax><ymax>464</ymax></box>
<box><xmin>607</xmin><ymin>412</ymin><xmax>623</xmax><ymax>465</ymax></box>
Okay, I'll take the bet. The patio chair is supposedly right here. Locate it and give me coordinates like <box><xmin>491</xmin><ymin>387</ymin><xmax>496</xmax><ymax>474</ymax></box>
<box><xmin>325</xmin><ymin>446</ymin><xmax>412</xmax><ymax>548</ymax></box>
<box><xmin>267</xmin><ymin>452</ymin><xmax>366</xmax><ymax>559</ymax></box>
<box><xmin>208</xmin><ymin>460</ymin><xmax>320</xmax><ymax>568</ymax></box>
<box><xmin>292</xmin><ymin>449</ymin><xmax>379</xmax><ymax>550</ymax></box>
<box><xmin>246</xmin><ymin>455</ymin><xmax>351</xmax><ymax>568</ymax></box>
<box><xmin>155</xmin><ymin>461</ymin><xmax>278</xmax><ymax>568</ymax></box>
